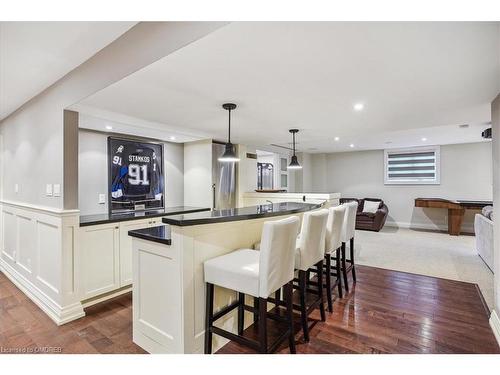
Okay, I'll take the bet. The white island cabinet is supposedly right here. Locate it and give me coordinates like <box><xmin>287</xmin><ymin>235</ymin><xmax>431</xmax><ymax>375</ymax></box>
<box><xmin>80</xmin><ymin>218</ymin><xmax>163</xmax><ymax>300</ymax></box>
<box><xmin>129</xmin><ymin>202</ymin><xmax>325</xmax><ymax>354</ymax></box>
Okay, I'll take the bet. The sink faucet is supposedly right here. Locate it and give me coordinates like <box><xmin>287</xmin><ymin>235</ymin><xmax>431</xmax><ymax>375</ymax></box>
<box><xmin>266</xmin><ymin>200</ymin><xmax>273</xmax><ymax>205</ymax></box>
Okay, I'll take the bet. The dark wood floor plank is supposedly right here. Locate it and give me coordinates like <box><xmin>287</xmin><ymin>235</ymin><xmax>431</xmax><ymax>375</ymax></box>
<box><xmin>0</xmin><ymin>265</ymin><xmax>498</xmax><ymax>354</ymax></box>
<box><xmin>216</xmin><ymin>265</ymin><xmax>500</xmax><ymax>354</ymax></box>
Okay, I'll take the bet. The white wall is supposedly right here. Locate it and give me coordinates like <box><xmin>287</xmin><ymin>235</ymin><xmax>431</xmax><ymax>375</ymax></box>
<box><xmin>184</xmin><ymin>139</ymin><xmax>213</xmax><ymax>208</ymax></box>
<box><xmin>238</xmin><ymin>145</ymin><xmax>258</xmax><ymax>206</ymax></box>
<box><xmin>309</xmin><ymin>142</ymin><xmax>492</xmax><ymax>232</ymax></box>
<box><xmin>78</xmin><ymin>129</ymin><xmax>184</xmax><ymax>215</ymax></box>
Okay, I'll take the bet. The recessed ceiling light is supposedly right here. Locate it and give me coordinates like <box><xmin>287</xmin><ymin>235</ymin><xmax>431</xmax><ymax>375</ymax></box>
<box><xmin>169</xmin><ymin>136</ymin><xmax>176</xmax><ymax>141</ymax></box>
<box><xmin>421</xmin><ymin>137</ymin><xmax>427</xmax><ymax>141</ymax></box>
<box><xmin>334</xmin><ymin>137</ymin><xmax>340</xmax><ymax>141</ymax></box>
<box><xmin>105</xmin><ymin>125</ymin><xmax>113</xmax><ymax>130</ymax></box>
<box><xmin>349</xmin><ymin>143</ymin><xmax>355</xmax><ymax>148</ymax></box>
<box><xmin>385</xmin><ymin>141</ymin><xmax>393</xmax><ymax>144</ymax></box>
<box><xmin>459</xmin><ymin>124</ymin><xmax>469</xmax><ymax>128</ymax></box>
<box><xmin>353</xmin><ymin>103</ymin><xmax>364</xmax><ymax>112</ymax></box>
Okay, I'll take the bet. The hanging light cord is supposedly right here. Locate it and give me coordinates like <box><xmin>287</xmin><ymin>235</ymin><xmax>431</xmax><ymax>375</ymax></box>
<box><xmin>292</xmin><ymin>130</ymin><xmax>296</xmax><ymax>156</ymax></box>
<box><xmin>228</xmin><ymin>108</ymin><xmax>232</xmax><ymax>143</ymax></box>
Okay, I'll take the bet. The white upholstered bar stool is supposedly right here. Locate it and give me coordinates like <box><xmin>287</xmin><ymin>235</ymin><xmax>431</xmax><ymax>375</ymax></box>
<box><xmin>293</xmin><ymin>209</ymin><xmax>329</xmax><ymax>342</ymax></box>
<box><xmin>323</xmin><ymin>205</ymin><xmax>346</xmax><ymax>311</ymax></box>
<box><xmin>203</xmin><ymin>216</ymin><xmax>300</xmax><ymax>354</ymax></box>
<box><xmin>340</xmin><ymin>201</ymin><xmax>358</xmax><ymax>292</ymax></box>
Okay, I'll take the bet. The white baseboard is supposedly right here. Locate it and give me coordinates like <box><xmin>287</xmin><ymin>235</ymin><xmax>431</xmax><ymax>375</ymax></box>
<box><xmin>385</xmin><ymin>220</ymin><xmax>474</xmax><ymax>234</ymax></box>
<box><xmin>81</xmin><ymin>285</ymin><xmax>132</xmax><ymax>308</ymax></box>
<box><xmin>0</xmin><ymin>257</ymin><xmax>85</xmax><ymax>325</ymax></box>
<box><xmin>490</xmin><ymin>310</ymin><xmax>500</xmax><ymax>346</ymax></box>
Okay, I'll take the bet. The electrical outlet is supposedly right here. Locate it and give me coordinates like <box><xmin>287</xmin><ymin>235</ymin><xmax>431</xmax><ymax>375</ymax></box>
<box><xmin>99</xmin><ymin>194</ymin><xmax>106</xmax><ymax>204</ymax></box>
<box><xmin>53</xmin><ymin>184</ymin><xmax>61</xmax><ymax>197</ymax></box>
<box><xmin>46</xmin><ymin>184</ymin><xmax>53</xmax><ymax>196</ymax></box>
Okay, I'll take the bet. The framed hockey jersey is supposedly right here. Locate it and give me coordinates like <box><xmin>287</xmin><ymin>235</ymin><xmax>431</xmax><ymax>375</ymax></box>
<box><xmin>108</xmin><ymin>137</ymin><xmax>164</xmax><ymax>213</ymax></box>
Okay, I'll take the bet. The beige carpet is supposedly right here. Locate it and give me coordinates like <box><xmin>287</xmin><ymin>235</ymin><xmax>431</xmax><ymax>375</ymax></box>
<box><xmin>352</xmin><ymin>226</ymin><xmax>494</xmax><ymax>309</ymax></box>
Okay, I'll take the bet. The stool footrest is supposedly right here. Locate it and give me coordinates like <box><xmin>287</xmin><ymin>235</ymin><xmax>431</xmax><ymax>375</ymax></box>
<box><xmin>211</xmin><ymin>326</ymin><xmax>261</xmax><ymax>351</ymax></box>
<box><xmin>243</xmin><ymin>304</ymin><xmax>289</xmax><ymax>324</ymax></box>
<box><xmin>213</xmin><ymin>300</ymin><xmax>240</xmax><ymax>322</ymax></box>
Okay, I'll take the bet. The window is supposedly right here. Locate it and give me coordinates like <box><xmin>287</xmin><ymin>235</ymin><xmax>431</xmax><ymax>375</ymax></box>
<box><xmin>384</xmin><ymin>146</ymin><xmax>440</xmax><ymax>185</ymax></box>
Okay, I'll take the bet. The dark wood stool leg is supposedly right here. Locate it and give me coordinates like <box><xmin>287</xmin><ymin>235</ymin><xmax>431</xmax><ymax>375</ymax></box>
<box><xmin>238</xmin><ymin>292</ymin><xmax>245</xmax><ymax>335</ymax></box>
<box><xmin>336</xmin><ymin>248</ymin><xmax>343</xmax><ymax>299</ymax></box>
<box><xmin>341</xmin><ymin>242</ymin><xmax>349</xmax><ymax>292</ymax></box>
<box><xmin>275</xmin><ymin>289</ymin><xmax>281</xmax><ymax>310</ymax></box>
<box><xmin>298</xmin><ymin>270</ymin><xmax>310</xmax><ymax>342</ymax></box>
<box><xmin>317</xmin><ymin>260</ymin><xmax>326</xmax><ymax>322</ymax></box>
<box><xmin>204</xmin><ymin>283</ymin><xmax>214</xmax><ymax>354</ymax></box>
<box><xmin>258</xmin><ymin>297</ymin><xmax>268</xmax><ymax>353</ymax></box>
<box><xmin>284</xmin><ymin>282</ymin><xmax>296</xmax><ymax>354</ymax></box>
<box><xmin>350</xmin><ymin>237</ymin><xmax>357</xmax><ymax>283</ymax></box>
<box><xmin>325</xmin><ymin>253</ymin><xmax>333</xmax><ymax>312</ymax></box>
<box><xmin>253</xmin><ymin>297</ymin><xmax>259</xmax><ymax>324</ymax></box>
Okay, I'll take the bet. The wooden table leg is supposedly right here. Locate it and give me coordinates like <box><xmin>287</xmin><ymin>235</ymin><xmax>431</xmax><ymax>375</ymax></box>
<box><xmin>448</xmin><ymin>208</ymin><xmax>465</xmax><ymax>235</ymax></box>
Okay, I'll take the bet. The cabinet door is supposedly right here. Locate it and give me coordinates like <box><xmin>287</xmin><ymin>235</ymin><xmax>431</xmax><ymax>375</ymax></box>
<box><xmin>119</xmin><ymin>219</ymin><xmax>152</xmax><ymax>287</ymax></box>
<box><xmin>81</xmin><ymin>223</ymin><xmax>120</xmax><ymax>299</ymax></box>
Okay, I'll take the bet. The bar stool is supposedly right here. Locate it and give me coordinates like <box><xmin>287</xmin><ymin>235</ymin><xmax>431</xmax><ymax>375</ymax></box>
<box><xmin>204</xmin><ymin>216</ymin><xmax>300</xmax><ymax>354</ymax></box>
<box><xmin>323</xmin><ymin>205</ymin><xmax>346</xmax><ymax>311</ymax></box>
<box><xmin>291</xmin><ymin>209</ymin><xmax>329</xmax><ymax>342</ymax></box>
<box><xmin>341</xmin><ymin>201</ymin><xmax>358</xmax><ymax>292</ymax></box>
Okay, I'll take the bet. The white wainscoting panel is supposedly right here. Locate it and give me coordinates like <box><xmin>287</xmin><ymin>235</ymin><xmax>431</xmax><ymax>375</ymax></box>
<box><xmin>0</xmin><ymin>200</ymin><xmax>84</xmax><ymax>325</ymax></box>
<box><xmin>490</xmin><ymin>310</ymin><xmax>500</xmax><ymax>346</ymax></box>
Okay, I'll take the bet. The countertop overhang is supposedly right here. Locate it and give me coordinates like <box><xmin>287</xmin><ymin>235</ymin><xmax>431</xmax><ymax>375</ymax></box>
<box><xmin>161</xmin><ymin>202</ymin><xmax>323</xmax><ymax>227</ymax></box>
<box><xmin>128</xmin><ymin>225</ymin><xmax>172</xmax><ymax>246</ymax></box>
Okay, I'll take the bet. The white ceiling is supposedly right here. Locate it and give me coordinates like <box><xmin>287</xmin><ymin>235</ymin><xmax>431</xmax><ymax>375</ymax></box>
<box><xmin>76</xmin><ymin>22</ymin><xmax>500</xmax><ymax>153</ymax></box>
<box><xmin>0</xmin><ymin>21</ymin><xmax>136</xmax><ymax>120</ymax></box>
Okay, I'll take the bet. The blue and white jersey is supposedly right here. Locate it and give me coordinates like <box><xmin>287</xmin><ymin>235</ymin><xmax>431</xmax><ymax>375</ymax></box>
<box><xmin>110</xmin><ymin>143</ymin><xmax>163</xmax><ymax>200</ymax></box>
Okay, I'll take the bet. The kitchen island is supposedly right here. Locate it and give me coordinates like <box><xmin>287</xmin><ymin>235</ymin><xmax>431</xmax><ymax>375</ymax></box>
<box><xmin>128</xmin><ymin>202</ymin><xmax>324</xmax><ymax>354</ymax></box>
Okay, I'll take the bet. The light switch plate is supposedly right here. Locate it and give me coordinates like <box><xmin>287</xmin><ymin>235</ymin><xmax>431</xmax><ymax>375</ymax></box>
<box><xmin>46</xmin><ymin>184</ymin><xmax>53</xmax><ymax>196</ymax></box>
<box><xmin>14</xmin><ymin>184</ymin><xmax>19</xmax><ymax>193</ymax></box>
<box><xmin>53</xmin><ymin>184</ymin><xmax>61</xmax><ymax>197</ymax></box>
<box><xmin>99</xmin><ymin>194</ymin><xmax>106</xmax><ymax>204</ymax></box>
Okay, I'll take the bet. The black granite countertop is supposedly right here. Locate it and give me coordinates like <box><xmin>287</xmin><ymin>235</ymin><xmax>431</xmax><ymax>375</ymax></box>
<box><xmin>128</xmin><ymin>225</ymin><xmax>172</xmax><ymax>246</ymax></box>
<box><xmin>80</xmin><ymin>206</ymin><xmax>210</xmax><ymax>227</ymax></box>
<box><xmin>162</xmin><ymin>202</ymin><xmax>323</xmax><ymax>227</ymax></box>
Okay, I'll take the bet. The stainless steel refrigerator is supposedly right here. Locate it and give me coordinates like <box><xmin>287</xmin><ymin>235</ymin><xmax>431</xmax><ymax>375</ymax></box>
<box><xmin>212</xmin><ymin>142</ymin><xmax>237</xmax><ymax>209</ymax></box>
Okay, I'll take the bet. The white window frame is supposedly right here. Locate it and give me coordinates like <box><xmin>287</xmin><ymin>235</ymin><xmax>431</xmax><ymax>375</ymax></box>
<box><xmin>384</xmin><ymin>146</ymin><xmax>441</xmax><ymax>185</ymax></box>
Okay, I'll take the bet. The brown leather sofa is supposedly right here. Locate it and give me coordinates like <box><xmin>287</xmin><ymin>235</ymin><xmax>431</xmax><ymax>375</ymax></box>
<box><xmin>339</xmin><ymin>198</ymin><xmax>389</xmax><ymax>232</ymax></box>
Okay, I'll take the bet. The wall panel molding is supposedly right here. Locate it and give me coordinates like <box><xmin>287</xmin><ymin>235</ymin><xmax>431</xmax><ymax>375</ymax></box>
<box><xmin>490</xmin><ymin>310</ymin><xmax>500</xmax><ymax>346</ymax></box>
<box><xmin>0</xmin><ymin>200</ymin><xmax>84</xmax><ymax>325</ymax></box>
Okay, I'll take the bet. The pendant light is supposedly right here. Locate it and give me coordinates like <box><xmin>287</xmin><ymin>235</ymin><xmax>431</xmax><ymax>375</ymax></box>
<box><xmin>287</xmin><ymin>129</ymin><xmax>302</xmax><ymax>169</ymax></box>
<box><xmin>218</xmin><ymin>103</ymin><xmax>240</xmax><ymax>162</ymax></box>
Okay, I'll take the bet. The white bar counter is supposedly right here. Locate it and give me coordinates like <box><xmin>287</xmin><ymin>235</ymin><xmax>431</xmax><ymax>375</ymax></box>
<box><xmin>128</xmin><ymin>202</ymin><xmax>324</xmax><ymax>354</ymax></box>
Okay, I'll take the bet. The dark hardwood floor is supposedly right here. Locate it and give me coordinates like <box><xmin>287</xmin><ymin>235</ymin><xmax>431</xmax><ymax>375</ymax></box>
<box><xmin>0</xmin><ymin>271</ymin><xmax>145</xmax><ymax>354</ymax></box>
<box><xmin>0</xmin><ymin>265</ymin><xmax>498</xmax><ymax>354</ymax></box>
<box><xmin>217</xmin><ymin>265</ymin><xmax>500</xmax><ymax>354</ymax></box>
